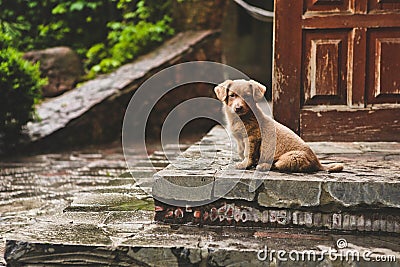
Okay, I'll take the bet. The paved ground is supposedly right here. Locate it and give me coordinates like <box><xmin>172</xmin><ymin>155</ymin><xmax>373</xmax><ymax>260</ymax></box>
<box><xmin>2</xmin><ymin>127</ymin><xmax>400</xmax><ymax>266</ymax></box>
<box><xmin>0</xmin><ymin>142</ymin><xmax>178</xmax><ymax>265</ymax></box>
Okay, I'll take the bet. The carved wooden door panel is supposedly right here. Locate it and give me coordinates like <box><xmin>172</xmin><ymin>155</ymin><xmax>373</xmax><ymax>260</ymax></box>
<box><xmin>273</xmin><ymin>0</ymin><xmax>400</xmax><ymax>141</ymax></box>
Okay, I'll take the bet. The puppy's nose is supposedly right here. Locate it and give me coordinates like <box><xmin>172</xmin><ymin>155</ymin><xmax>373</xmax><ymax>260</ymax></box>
<box><xmin>235</xmin><ymin>106</ymin><xmax>243</xmax><ymax>112</ymax></box>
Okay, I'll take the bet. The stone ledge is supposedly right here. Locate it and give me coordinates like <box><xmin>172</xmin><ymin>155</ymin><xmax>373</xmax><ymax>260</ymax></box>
<box><xmin>153</xmin><ymin>126</ymin><xmax>400</xmax><ymax>231</ymax></box>
<box><xmin>5</xmin><ymin>211</ymin><xmax>400</xmax><ymax>266</ymax></box>
<box><xmin>154</xmin><ymin>126</ymin><xmax>400</xmax><ymax>209</ymax></box>
<box><xmin>3</xmin><ymin>136</ymin><xmax>400</xmax><ymax>265</ymax></box>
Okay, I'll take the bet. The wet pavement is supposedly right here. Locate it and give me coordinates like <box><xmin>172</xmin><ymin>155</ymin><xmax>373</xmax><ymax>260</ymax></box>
<box><xmin>1</xmin><ymin>127</ymin><xmax>400</xmax><ymax>266</ymax></box>
<box><xmin>0</xmin><ymin>142</ymin><xmax>174</xmax><ymax>265</ymax></box>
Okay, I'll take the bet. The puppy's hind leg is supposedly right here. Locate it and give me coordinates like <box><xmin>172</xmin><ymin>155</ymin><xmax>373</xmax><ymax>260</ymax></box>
<box><xmin>274</xmin><ymin>150</ymin><xmax>321</xmax><ymax>173</ymax></box>
<box><xmin>322</xmin><ymin>163</ymin><xmax>344</xmax><ymax>173</ymax></box>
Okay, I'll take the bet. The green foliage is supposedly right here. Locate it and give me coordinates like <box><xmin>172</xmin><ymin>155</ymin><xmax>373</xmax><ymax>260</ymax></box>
<box><xmin>85</xmin><ymin>0</ymin><xmax>174</xmax><ymax>75</ymax></box>
<box><xmin>0</xmin><ymin>0</ymin><xmax>175</xmax><ymax>77</ymax></box>
<box><xmin>0</xmin><ymin>31</ymin><xmax>46</xmax><ymax>149</ymax></box>
<box><xmin>0</xmin><ymin>0</ymin><xmax>175</xmax><ymax>149</ymax></box>
<box><xmin>0</xmin><ymin>0</ymin><xmax>121</xmax><ymax>55</ymax></box>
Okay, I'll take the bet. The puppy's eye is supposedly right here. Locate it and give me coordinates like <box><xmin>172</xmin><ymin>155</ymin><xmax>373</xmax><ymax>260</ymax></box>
<box><xmin>228</xmin><ymin>93</ymin><xmax>236</xmax><ymax>98</ymax></box>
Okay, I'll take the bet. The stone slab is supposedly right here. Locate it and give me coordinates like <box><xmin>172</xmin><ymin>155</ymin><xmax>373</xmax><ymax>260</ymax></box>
<box><xmin>66</xmin><ymin>192</ymin><xmax>154</xmax><ymax>212</ymax></box>
<box><xmin>153</xmin><ymin>126</ymin><xmax>400</xmax><ymax>211</ymax></box>
<box><xmin>0</xmin><ymin>137</ymin><xmax>185</xmax><ymax>265</ymax></box>
<box><xmin>3</xmin><ymin>128</ymin><xmax>400</xmax><ymax>265</ymax></box>
<box><xmin>4</xmin><ymin>211</ymin><xmax>400</xmax><ymax>266</ymax></box>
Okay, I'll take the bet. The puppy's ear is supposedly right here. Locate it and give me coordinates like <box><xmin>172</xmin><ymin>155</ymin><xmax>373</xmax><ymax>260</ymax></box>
<box><xmin>250</xmin><ymin>80</ymin><xmax>266</xmax><ymax>102</ymax></box>
<box><xmin>214</xmin><ymin>80</ymin><xmax>232</xmax><ymax>101</ymax></box>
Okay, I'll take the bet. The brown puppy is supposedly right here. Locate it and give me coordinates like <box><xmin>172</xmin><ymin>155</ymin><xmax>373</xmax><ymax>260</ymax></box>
<box><xmin>214</xmin><ymin>79</ymin><xmax>343</xmax><ymax>173</ymax></box>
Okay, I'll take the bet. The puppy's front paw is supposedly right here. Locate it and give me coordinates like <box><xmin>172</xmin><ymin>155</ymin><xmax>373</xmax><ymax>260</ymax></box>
<box><xmin>256</xmin><ymin>163</ymin><xmax>272</xmax><ymax>172</ymax></box>
<box><xmin>236</xmin><ymin>160</ymin><xmax>252</xmax><ymax>170</ymax></box>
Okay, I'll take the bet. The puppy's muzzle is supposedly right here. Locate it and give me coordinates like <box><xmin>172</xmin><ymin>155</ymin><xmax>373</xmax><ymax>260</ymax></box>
<box><xmin>234</xmin><ymin>105</ymin><xmax>243</xmax><ymax>113</ymax></box>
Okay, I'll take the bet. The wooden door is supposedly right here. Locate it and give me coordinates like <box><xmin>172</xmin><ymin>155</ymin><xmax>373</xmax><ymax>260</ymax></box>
<box><xmin>273</xmin><ymin>0</ymin><xmax>400</xmax><ymax>141</ymax></box>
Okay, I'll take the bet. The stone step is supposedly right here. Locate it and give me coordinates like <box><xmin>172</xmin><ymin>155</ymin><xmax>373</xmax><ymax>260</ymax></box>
<box><xmin>153</xmin><ymin>126</ymin><xmax>400</xmax><ymax>233</ymax></box>
<box><xmin>4</xmin><ymin>134</ymin><xmax>400</xmax><ymax>266</ymax></box>
<box><xmin>1</xmin><ymin>138</ymin><xmax>184</xmax><ymax>265</ymax></box>
<box><xmin>4</xmin><ymin>210</ymin><xmax>400</xmax><ymax>266</ymax></box>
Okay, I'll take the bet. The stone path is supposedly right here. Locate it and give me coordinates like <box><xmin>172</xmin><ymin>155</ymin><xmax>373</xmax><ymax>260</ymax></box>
<box><xmin>3</xmin><ymin>126</ymin><xmax>400</xmax><ymax>266</ymax></box>
<box><xmin>0</xmin><ymin>142</ymin><xmax>185</xmax><ymax>266</ymax></box>
<box><xmin>5</xmin><ymin>212</ymin><xmax>400</xmax><ymax>266</ymax></box>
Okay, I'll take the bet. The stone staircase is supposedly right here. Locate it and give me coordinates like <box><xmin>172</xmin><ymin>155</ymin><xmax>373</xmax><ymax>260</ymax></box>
<box><xmin>153</xmin><ymin>127</ymin><xmax>400</xmax><ymax>234</ymax></box>
<box><xmin>4</xmin><ymin>126</ymin><xmax>400</xmax><ymax>266</ymax></box>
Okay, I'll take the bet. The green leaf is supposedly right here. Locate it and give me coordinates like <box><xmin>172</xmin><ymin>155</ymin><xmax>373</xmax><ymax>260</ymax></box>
<box><xmin>87</xmin><ymin>2</ymin><xmax>101</xmax><ymax>10</ymax></box>
<box><xmin>123</xmin><ymin>12</ymin><xmax>136</xmax><ymax>20</ymax></box>
<box><xmin>70</xmin><ymin>1</ymin><xmax>85</xmax><ymax>12</ymax></box>
<box><xmin>92</xmin><ymin>65</ymin><xmax>101</xmax><ymax>73</ymax></box>
<box><xmin>52</xmin><ymin>4</ymin><xmax>68</xmax><ymax>14</ymax></box>
<box><xmin>28</xmin><ymin>2</ymin><xmax>38</xmax><ymax>8</ymax></box>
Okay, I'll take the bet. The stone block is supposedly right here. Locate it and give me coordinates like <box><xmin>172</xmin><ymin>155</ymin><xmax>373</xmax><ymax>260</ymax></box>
<box><xmin>365</xmin><ymin>217</ymin><xmax>372</xmax><ymax>232</ymax></box>
<box><xmin>277</xmin><ymin>210</ymin><xmax>290</xmax><ymax>225</ymax></box>
<box><xmin>213</xmin><ymin>177</ymin><xmax>257</xmax><ymax>201</ymax></box>
<box><xmin>395</xmin><ymin>220</ymin><xmax>400</xmax><ymax>233</ymax></box>
<box><xmin>153</xmin><ymin>126</ymin><xmax>400</xmax><ymax>233</ymax></box>
<box><xmin>326</xmin><ymin>181</ymin><xmax>400</xmax><ymax>208</ymax></box>
<box><xmin>126</xmin><ymin>247</ymin><xmax>180</xmax><ymax>267</ymax></box>
<box><xmin>152</xmin><ymin>170</ymin><xmax>215</xmax><ymax>203</ymax></box>
<box><xmin>313</xmin><ymin>213</ymin><xmax>322</xmax><ymax>228</ymax></box>
<box><xmin>305</xmin><ymin>212</ymin><xmax>313</xmax><ymax>228</ymax></box>
<box><xmin>332</xmin><ymin>213</ymin><xmax>342</xmax><ymax>230</ymax></box>
<box><xmin>322</xmin><ymin>214</ymin><xmax>332</xmax><ymax>229</ymax></box>
<box><xmin>67</xmin><ymin>192</ymin><xmax>153</xmax><ymax>212</ymax></box>
<box><xmin>258</xmin><ymin>180</ymin><xmax>322</xmax><ymax>208</ymax></box>
<box><xmin>357</xmin><ymin>215</ymin><xmax>365</xmax><ymax>232</ymax></box>
<box><xmin>24</xmin><ymin>47</ymin><xmax>83</xmax><ymax>97</ymax></box>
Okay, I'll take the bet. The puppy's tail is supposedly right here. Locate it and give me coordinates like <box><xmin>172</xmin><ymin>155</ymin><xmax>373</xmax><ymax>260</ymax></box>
<box><xmin>322</xmin><ymin>163</ymin><xmax>344</xmax><ymax>173</ymax></box>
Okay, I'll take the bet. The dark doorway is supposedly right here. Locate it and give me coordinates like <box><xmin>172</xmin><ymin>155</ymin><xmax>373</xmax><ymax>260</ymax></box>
<box><xmin>221</xmin><ymin>0</ymin><xmax>274</xmax><ymax>100</ymax></box>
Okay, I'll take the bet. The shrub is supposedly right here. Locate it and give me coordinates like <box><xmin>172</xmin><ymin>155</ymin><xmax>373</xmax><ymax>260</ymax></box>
<box><xmin>0</xmin><ymin>0</ymin><xmax>175</xmax><ymax>76</ymax></box>
<box><xmin>85</xmin><ymin>0</ymin><xmax>174</xmax><ymax>76</ymax></box>
<box><xmin>0</xmin><ymin>32</ymin><xmax>46</xmax><ymax>150</ymax></box>
<box><xmin>0</xmin><ymin>0</ymin><xmax>120</xmax><ymax>56</ymax></box>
